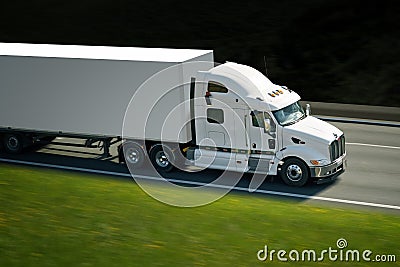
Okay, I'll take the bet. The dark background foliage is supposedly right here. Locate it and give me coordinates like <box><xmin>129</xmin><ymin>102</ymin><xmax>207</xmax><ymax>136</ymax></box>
<box><xmin>1</xmin><ymin>0</ymin><xmax>399</xmax><ymax>106</ymax></box>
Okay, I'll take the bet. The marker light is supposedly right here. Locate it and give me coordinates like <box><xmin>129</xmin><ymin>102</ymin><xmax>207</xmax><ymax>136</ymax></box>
<box><xmin>310</xmin><ymin>159</ymin><xmax>329</xmax><ymax>166</ymax></box>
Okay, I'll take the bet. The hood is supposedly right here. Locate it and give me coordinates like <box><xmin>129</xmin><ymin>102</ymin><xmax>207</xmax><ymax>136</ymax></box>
<box><xmin>284</xmin><ymin>116</ymin><xmax>343</xmax><ymax>145</ymax></box>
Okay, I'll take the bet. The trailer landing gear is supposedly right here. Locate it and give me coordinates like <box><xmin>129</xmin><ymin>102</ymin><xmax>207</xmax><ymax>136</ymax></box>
<box><xmin>85</xmin><ymin>137</ymin><xmax>113</xmax><ymax>158</ymax></box>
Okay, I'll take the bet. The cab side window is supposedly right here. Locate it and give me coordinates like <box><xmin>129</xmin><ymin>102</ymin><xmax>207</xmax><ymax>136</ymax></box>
<box><xmin>208</xmin><ymin>82</ymin><xmax>228</xmax><ymax>93</ymax></box>
<box><xmin>207</xmin><ymin>108</ymin><xmax>224</xmax><ymax>124</ymax></box>
<box><xmin>251</xmin><ymin>111</ymin><xmax>276</xmax><ymax>132</ymax></box>
<box><xmin>251</xmin><ymin>111</ymin><xmax>264</xmax><ymax>128</ymax></box>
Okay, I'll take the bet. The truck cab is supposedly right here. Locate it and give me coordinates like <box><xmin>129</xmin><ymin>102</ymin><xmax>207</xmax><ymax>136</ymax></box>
<box><xmin>190</xmin><ymin>62</ymin><xmax>346</xmax><ymax>186</ymax></box>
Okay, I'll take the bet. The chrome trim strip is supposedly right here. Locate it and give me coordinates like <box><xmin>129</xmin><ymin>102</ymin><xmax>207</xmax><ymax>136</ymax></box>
<box><xmin>310</xmin><ymin>154</ymin><xmax>347</xmax><ymax>178</ymax></box>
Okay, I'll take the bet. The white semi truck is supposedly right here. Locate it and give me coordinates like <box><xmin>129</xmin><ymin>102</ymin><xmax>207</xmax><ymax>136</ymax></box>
<box><xmin>0</xmin><ymin>43</ymin><xmax>346</xmax><ymax>186</ymax></box>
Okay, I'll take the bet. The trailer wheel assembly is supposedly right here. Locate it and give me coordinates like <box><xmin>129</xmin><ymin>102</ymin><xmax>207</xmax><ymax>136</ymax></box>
<box><xmin>149</xmin><ymin>144</ymin><xmax>174</xmax><ymax>173</ymax></box>
<box><xmin>280</xmin><ymin>158</ymin><xmax>309</xmax><ymax>187</ymax></box>
<box><xmin>3</xmin><ymin>133</ymin><xmax>24</xmax><ymax>154</ymax></box>
<box><xmin>121</xmin><ymin>141</ymin><xmax>145</xmax><ymax>168</ymax></box>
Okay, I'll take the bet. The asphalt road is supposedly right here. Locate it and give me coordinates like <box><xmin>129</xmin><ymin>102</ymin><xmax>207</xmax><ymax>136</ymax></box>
<box><xmin>0</xmin><ymin>121</ymin><xmax>399</xmax><ymax>211</ymax></box>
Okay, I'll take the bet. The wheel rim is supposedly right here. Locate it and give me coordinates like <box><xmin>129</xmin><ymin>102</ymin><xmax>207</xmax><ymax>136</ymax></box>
<box><xmin>155</xmin><ymin>150</ymin><xmax>169</xmax><ymax>168</ymax></box>
<box><xmin>125</xmin><ymin>148</ymin><xmax>140</xmax><ymax>164</ymax></box>
<box><xmin>7</xmin><ymin>136</ymin><xmax>19</xmax><ymax>151</ymax></box>
<box><xmin>286</xmin><ymin>164</ymin><xmax>303</xmax><ymax>181</ymax></box>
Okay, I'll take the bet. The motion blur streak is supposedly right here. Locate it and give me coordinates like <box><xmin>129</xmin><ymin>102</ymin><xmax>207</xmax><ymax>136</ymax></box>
<box><xmin>1</xmin><ymin>158</ymin><xmax>399</xmax><ymax>211</ymax></box>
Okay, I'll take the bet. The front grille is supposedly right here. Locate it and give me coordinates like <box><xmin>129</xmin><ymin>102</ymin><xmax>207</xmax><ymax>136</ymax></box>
<box><xmin>330</xmin><ymin>135</ymin><xmax>345</xmax><ymax>161</ymax></box>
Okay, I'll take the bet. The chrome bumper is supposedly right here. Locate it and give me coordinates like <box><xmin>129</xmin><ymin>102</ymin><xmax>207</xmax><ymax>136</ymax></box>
<box><xmin>309</xmin><ymin>154</ymin><xmax>347</xmax><ymax>178</ymax></box>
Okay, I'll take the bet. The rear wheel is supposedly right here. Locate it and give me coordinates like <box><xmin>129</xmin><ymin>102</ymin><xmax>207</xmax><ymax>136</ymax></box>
<box><xmin>280</xmin><ymin>158</ymin><xmax>309</xmax><ymax>187</ymax></box>
<box><xmin>149</xmin><ymin>145</ymin><xmax>174</xmax><ymax>172</ymax></box>
<box><xmin>3</xmin><ymin>134</ymin><xmax>24</xmax><ymax>154</ymax></box>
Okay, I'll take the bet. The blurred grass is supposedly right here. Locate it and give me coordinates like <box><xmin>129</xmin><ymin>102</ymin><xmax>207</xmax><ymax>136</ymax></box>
<box><xmin>0</xmin><ymin>163</ymin><xmax>399</xmax><ymax>266</ymax></box>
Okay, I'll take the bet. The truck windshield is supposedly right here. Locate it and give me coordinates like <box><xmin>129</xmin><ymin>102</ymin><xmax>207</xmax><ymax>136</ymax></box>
<box><xmin>272</xmin><ymin>101</ymin><xmax>306</xmax><ymax>126</ymax></box>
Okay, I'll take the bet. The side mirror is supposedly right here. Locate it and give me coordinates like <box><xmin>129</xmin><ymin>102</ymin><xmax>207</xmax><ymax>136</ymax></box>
<box><xmin>306</xmin><ymin>103</ymin><xmax>311</xmax><ymax>116</ymax></box>
<box><xmin>264</xmin><ymin>119</ymin><xmax>276</xmax><ymax>137</ymax></box>
<box><xmin>264</xmin><ymin>119</ymin><xmax>271</xmax><ymax>132</ymax></box>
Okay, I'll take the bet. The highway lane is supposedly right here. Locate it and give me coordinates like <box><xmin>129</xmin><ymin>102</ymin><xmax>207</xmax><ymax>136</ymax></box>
<box><xmin>305</xmin><ymin>122</ymin><xmax>400</xmax><ymax>209</ymax></box>
<box><xmin>0</xmin><ymin>121</ymin><xmax>399</xmax><ymax>211</ymax></box>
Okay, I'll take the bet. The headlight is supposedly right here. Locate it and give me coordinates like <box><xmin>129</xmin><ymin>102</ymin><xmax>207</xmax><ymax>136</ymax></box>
<box><xmin>310</xmin><ymin>159</ymin><xmax>329</xmax><ymax>166</ymax></box>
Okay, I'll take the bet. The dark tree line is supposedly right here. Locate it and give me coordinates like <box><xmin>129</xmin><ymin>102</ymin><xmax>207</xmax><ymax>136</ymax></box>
<box><xmin>1</xmin><ymin>0</ymin><xmax>399</xmax><ymax>106</ymax></box>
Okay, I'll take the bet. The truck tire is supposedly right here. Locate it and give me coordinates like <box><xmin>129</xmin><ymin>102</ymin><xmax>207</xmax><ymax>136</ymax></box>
<box><xmin>121</xmin><ymin>142</ymin><xmax>145</xmax><ymax>168</ymax></box>
<box><xmin>280</xmin><ymin>158</ymin><xmax>309</xmax><ymax>187</ymax></box>
<box><xmin>149</xmin><ymin>144</ymin><xmax>174</xmax><ymax>173</ymax></box>
<box><xmin>3</xmin><ymin>133</ymin><xmax>24</xmax><ymax>154</ymax></box>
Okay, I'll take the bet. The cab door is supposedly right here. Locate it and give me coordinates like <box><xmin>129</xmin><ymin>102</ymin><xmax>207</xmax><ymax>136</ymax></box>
<box><xmin>247</xmin><ymin>110</ymin><xmax>277</xmax><ymax>173</ymax></box>
<box><xmin>195</xmin><ymin>104</ymin><xmax>237</xmax><ymax>172</ymax></box>
<box><xmin>232</xmin><ymin>108</ymin><xmax>250</xmax><ymax>172</ymax></box>
<box><xmin>194</xmin><ymin>80</ymin><xmax>249</xmax><ymax>172</ymax></box>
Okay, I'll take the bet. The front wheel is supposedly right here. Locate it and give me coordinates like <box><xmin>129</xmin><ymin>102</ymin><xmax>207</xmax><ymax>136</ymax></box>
<box><xmin>280</xmin><ymin>158</ymin><xmax>309</xmax><ymax>187</ymax></box>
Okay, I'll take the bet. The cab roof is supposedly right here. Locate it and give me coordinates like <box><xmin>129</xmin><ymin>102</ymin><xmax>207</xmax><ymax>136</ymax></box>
<box><xmin>209</xmin><ymin>62</ymin><xmax>300</xmax><ymax>110</ymax></box>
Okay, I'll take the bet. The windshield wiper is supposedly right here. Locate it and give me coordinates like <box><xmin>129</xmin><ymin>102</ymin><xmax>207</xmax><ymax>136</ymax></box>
<box><xmin>281</xmin><ymin>114</ymin><xmax>306</xmax><ymax>126</ymax></box>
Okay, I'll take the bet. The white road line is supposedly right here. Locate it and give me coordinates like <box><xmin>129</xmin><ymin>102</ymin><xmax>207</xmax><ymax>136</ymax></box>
<box><xmin>0</xmin><ymin>158</ymin><xmax>131</xmax><ymax>177</ymax></box>
<box><xmin>1</xmin><ymin>158</ymin><xmax>399</xmax><ymax>211</ymax></box>
<box><xmin>347</xmin><ymin>142</ymin><xmax>400</xmax><ymax>150</ymax></box>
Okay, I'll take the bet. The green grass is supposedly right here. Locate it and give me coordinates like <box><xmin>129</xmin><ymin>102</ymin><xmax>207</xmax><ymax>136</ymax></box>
<box><xmin>0</xmin><ymin>164</ymin><xmax>399</xmax><ymax>266</ymax></box>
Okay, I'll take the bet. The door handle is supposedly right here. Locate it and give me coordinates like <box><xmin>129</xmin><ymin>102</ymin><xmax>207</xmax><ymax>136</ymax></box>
<box><xmin>268</xmin><ymin>139</ymin><xmax>276</xmax><ymax>149</ymax></box>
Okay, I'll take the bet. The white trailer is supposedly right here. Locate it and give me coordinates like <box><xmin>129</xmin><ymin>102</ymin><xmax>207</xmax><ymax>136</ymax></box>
<box><xmin>0</xmin><ymin>43</ymin><xmax>213</xmax><ymax>156</ymax></box>
<box><xmin>0</xmin><ymin>43</ymin><xmax>346</xmax><ymax>186</ymax></box>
